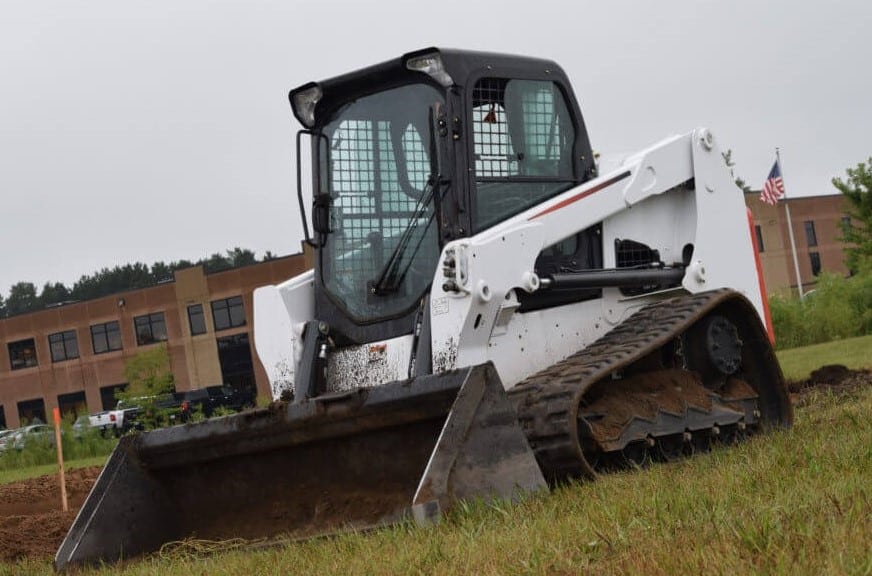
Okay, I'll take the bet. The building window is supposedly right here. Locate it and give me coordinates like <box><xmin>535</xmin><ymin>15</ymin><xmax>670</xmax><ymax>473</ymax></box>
<box><xmin>211</xmin><ymin>296</ymin><xmax>246</xmax><ymax>331</ymax></box>
<box><xmin>17</xmin><ymin>398</ymin><xmax>46</xmax><ymax>425</ymax></box>
<box><xmin>754</xmin><ymin>225</ymin><xmax>764</xmax><ymax>252</ymax></box>
<box><xmin>58</xmin><ymin>391</ymin><xmax>87</xmax><ymax>419</ymax></box>
<box><xmin>216</xmin><ymin>332</ymin><xmax>255</xmax><ymax>391</ymax></box>
<box><xmin>188</xmin><ymin>304</ymin><xmax>207</xmax><ymax>335</ymax></box>
<box><xmin>91</xmin><ymin>321</ymin><xmax>122</xmax><ymax>354</ymax></box>
<box><xmin>100</xmin><ymin>383</ymin><xmax>127</xmax><ymax>411</ymax></box>
<box><xmin>134</xmin><ymin>312</ymin><xmax>168</xmax><ymax>345</ymax></box>
<box><xmin>804</xmin><ymin>220</ymin><xmax>818</xmax><ymax>247</ymax></box>
<box><xmin>49</xmin><ymin>330</ymin><xmax>79</xmax><ymax>362</ymax></box>
<box><xmin>809</xmin><ymin>251</ymin><xmax>821</xmax><ymax>276</ymax></box>
<box><xmin>8</xmin><ymin>338</ymin><xmax>38</xmax><ymax>370</ymax></box>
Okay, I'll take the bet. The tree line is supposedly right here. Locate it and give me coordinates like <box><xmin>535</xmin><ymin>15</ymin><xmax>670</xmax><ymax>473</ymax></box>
<box><xmin>0</xmin><ymin>247</ymin><xmax>278</xmax><ymax>318</ymax></box>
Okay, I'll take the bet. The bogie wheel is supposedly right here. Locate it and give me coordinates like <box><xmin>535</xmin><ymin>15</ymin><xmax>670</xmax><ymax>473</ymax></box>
<box><xmin>621</xmin><ymin>440</ymin><xmax>653</xmax><ymax>469</ymax></box>
<box><xmin>654</xmin><ymin>433</ymin><xmax>688</xmax><ymax>462</ymax></box>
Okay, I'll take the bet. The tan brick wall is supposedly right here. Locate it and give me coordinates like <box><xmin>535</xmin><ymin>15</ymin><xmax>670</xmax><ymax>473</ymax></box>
<box><xmin>745</xmin><ymin>193</ymin><xmax>851</xmax><ymax>296</ymax></box>
<box><xmin>0</xmin><ymin>252</ymin><xmax>309</xmax><ymax>429</ymax></box>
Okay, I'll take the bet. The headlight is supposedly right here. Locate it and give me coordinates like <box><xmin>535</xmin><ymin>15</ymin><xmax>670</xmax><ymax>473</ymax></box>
<box><xmin>291</xmin><ymin>84</ymin><xmax>323</xmax><ymax>128</ymax></box>
<box><xmin>406</xmin><ymin>52</ymin><xmax>453</xmax><ymax>87</ymax></box>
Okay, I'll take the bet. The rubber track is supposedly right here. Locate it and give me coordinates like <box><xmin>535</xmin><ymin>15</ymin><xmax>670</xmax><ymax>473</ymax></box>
<box><xmin>508</xmin><ymin>288</ymin><xmax>741</xmax><ymax>481</ymax></box>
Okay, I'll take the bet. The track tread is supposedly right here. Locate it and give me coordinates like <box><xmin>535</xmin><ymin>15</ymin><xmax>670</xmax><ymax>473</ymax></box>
<box><xmin>508</xmin><ymin>289</ymin><xmax>739</xmax><ymax>480</ymax></box>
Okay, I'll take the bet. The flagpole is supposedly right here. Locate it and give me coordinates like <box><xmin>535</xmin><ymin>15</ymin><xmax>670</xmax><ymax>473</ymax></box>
<box><xmin>777</xmin><ymin>148</ymin><xmax>804</xmax><ymax>300</ymax></box>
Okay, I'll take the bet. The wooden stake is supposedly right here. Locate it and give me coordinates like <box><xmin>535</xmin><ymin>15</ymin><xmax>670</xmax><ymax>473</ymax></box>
<box><xmin>53</xmin><ymin>407</ymin><xmax>69</xmax><ymax>512</ymax></box>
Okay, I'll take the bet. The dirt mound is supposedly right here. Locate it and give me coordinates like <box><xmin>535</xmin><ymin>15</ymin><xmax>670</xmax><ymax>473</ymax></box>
<box><xmin>788</xmin><ymin>364</ymin><xmax>872</xmax><ymax>394</ymax></box>
<box><xmin>0</xmin><ymin>466</ymin><xmax>101</xmax><ymax>562</ymax></box>
<box><xmin>787</xmin><ymin>365</ymin><xmax>872</xmax><ymax>408</ymax></box>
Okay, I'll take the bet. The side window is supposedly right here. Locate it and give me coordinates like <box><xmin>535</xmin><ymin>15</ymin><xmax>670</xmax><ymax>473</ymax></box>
<box><xmin>471</xmin><ymin>78</ymin><xmax>575</xmax><ymax>230</ymax></box>
<box><xmin>472</xmin><ymin>81</ymin><xmax>515</xmax><ymax>178</ymax></box>
<box><xmin>505</xmin><ymin>80</ymin><xmax>574</xmax><ymax>177</ymax></box>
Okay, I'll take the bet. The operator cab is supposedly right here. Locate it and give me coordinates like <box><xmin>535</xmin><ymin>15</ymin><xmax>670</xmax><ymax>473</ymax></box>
<box><xmin>290</xmin><ymin>48</ymin><xmax>596</xmax><ymax>345</ymax></box>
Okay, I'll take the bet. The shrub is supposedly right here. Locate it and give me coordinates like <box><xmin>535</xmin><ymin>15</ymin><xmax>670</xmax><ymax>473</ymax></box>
<box><xmin>770</xmin><ymin>269</ymin><xmax>872</xmax><ymax>349</ymax></box>
<box><xmin>0</xmin><ymin>417</ymin><xmax>117</xmax><ymax>471</ymax></box>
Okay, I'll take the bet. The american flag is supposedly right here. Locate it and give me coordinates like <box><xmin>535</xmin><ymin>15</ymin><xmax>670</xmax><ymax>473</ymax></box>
<box><xmin>760</xmin><ymin>160</ymin><xmax>785</xmax><ymax>205</ymax></box>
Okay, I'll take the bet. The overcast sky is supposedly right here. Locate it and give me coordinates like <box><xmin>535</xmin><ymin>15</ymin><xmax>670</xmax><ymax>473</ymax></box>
<box><xmin>2</xmin><ymin>0</ymin><xmax>870</xmax><ymax>298</ymax></box>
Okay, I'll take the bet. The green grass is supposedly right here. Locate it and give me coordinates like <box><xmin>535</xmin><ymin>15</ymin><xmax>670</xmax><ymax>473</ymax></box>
<box><xmin>0</xmin><ymin>455</ymin><xmax>107</xmax><ymax>485</ymax></box>
<box><xmin>5</xmin><ymin>387</ymin><xmax>870</xmax><ymax>576</ymax></box>
<box><xmin>0</xmin><ymin>428</ymin><xmax>116</xmax><ymax>476</ymax></box>
<box><xmin>3</xmin><ymin>337</ymin><xmax>870</xmax><ymax>575</ymax></box>
<box><xmin>776</xmin><ymin>333</ymin><xmax>872</xmax><ymax>381</ymax></box>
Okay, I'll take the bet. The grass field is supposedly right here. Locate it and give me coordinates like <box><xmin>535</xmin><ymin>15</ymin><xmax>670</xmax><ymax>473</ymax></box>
<box><xmin>0</xmin><ymin>455</ymin><xmax>106</xmax><ymax>486</ymax></box>
<box><xmin>776</xmin><ymin>333</ymin><xmax>872</xmax><ymax>381</ymax></box>
<box><xmin>3</xmin><ymin>337</ymin><xmax>870</xmax><ymax>575</ymax></box>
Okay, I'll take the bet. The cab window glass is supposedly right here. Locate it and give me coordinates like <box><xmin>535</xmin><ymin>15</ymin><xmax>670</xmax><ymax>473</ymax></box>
<box><xmin>472</xmin><ymin>78</ymin><xmax>575</xmax><ymax>230</ymax></box>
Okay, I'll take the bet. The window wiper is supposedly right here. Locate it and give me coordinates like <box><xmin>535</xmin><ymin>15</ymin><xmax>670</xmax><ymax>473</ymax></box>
<box><xmin>370</xmin><ymin>176</ymin><xmax>438</xmax><ymax>295</ymax></box>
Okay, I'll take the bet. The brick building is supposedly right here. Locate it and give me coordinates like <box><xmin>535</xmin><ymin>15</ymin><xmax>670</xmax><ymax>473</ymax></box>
<box><xmin>745</xmin><ymin>192</ymin><xmax>851</xmax><ymax>295</ymax></box>
<box><xmin>0</xmin><ymin>252</ymin><xmax>310</xmax><ymax>429</ymax></box>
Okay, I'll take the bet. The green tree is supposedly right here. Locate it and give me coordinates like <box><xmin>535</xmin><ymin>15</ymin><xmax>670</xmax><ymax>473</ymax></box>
<box><xmin>203</xmin><ymin>252</ymin><xmax>232</xmax><ymax>273</ymax></box>
<box><xmin>832</xmin><ymin>157</ymin><xmax>872</xmax><ymax>272</ymax></box>
<box><xmin>39</xmin><ymin>281</ymin><xmax>71</xmax><ymax>307</ymax></box>
<box><xmin>5</xmin><ymin>282</ymin><xmax>38</xmax><ymax>316</ymax></box>
<box><xmin>2</xmin><ymin>247</ymin><xmax>278</xmax><ymax>311</ymax></box>
<box><xmin>151</xmin><ymin>261</ymin><xmax>173</xmax><ymax>283</ymax></box>
<box><xmin>117</xmin><ymin>344</ymin><xmax>176</xmax><ymax>430</ymax></box>
<box><xmin>227</xmin><ymin>247</ymin><xmax>257</xmax><ymax>267</ymax></box>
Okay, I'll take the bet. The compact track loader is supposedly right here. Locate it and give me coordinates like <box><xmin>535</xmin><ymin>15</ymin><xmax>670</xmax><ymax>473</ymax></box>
<box><xmin>56</xmin><ymin>48</ymin><xmax>792</xmax><ymax>569</ymax></box>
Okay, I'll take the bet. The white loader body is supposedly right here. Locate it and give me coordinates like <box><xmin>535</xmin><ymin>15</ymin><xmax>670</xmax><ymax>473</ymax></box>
<box><xmin>254</xmin><ymin>128</ymin><xmax>766</xmax><ymax>401</ymax></box>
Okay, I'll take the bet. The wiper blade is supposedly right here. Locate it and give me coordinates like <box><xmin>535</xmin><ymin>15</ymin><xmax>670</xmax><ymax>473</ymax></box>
<box><xmin>370</xmin><ymin>177</ymin><xmax>437</xmax><ymax>295</ymax></box>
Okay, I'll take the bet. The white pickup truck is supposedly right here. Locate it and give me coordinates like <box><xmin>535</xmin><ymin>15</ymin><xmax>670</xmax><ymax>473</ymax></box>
<box><xmin>88</xmin><ymin>407</ymin><xmax>142</xmax><ymax>436</ymax></box>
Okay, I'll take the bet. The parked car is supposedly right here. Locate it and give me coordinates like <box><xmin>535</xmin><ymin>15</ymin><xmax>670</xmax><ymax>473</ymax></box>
<box><xmin>0</xmin><ymin>429</ymin><xmax>17</xmax><ymax>452</ymax></box>
<box><xmin>72</xmin><ymin>415</ymin><xmax>92</xmax><ymax>439</ymax></box>
<box><xmin>126</xmin><ymin>386</ymin><xmax>255</xmax><ymax>424</ymax></box>
<box><xmin>8</xmin><ymin>424</ymin><xmax>55</xmax><ymax>450</ymax></box>
<box><xmin>180</xmin><ymin>385</ymin><xmax>256</xmax><ymax>419</ymax></box>
<box><xmin>89</xmin><ymin>407</ymin><xmax>144</xmax><ymax>436</ymax></box>
<box><xmin>210</xmin><ymin>385</ymin><xmax>257</xmax><ymax>412</ymax></box>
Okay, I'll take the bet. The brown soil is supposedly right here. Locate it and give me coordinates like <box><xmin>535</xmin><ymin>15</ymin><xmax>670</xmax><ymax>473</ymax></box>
<box><xmin>0</xmin><ymin>466</ymin><xmax>101</xmax><ymax>562</ymax></box>
<box><xmin>788</xmin><ymin>364</ymin><xmax>872</xmax><ymax>406</ymax></box>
